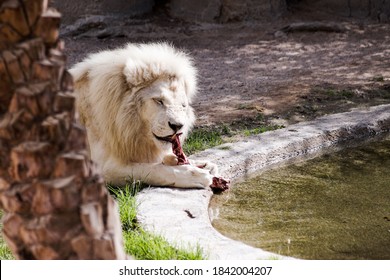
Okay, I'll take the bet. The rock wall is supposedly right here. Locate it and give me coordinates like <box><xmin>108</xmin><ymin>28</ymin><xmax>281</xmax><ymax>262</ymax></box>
<box><xmin>53</xmin><ymin>0</ymin><xmax>390</xmax><ymax>24</ymax></box>
<box><xmin>297</xmin><ymin>0</ymin><xmax>390</xmax><ymax>22</ymax></box>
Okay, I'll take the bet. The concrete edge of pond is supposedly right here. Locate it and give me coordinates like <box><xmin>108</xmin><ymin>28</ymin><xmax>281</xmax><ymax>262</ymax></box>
<box><xmin>136</xmin><ymin>104</ymin><xmax>390</xmax><ymax>260</ymax></box>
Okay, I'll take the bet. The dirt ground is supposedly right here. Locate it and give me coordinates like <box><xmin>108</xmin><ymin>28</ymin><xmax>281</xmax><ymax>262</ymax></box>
<box><xmin>61</xmin><ymin>11</ymin><xmax>390</xmax><ymax>129</ymax></box>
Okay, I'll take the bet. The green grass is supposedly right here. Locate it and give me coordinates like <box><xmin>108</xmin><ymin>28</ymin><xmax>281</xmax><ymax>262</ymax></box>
<box><xmin>123</xmin><ymin>230</ymin><xmax>204</xmax><ymax>260</ymax></box>
<box><xmin>0</xmin><ymin>210</ymin><xmax>14</xmax><ymax>260</ymax></box>
<box><xmin>184</xmin><ymin>123</ymin><xmax>283</xmax><ymax>155</ymax></box>
<box><xmin>183</xmin><ymin>128</ymin><xmax>224</xmax><ymax>155</ymax></box>
<box><xmin>109</xmin><ymin>183</ymin><xmax>139</xmax><ymax>232</ymax></box>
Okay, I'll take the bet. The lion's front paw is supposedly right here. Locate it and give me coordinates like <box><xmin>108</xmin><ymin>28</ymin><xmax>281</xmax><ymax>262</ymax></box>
<box><xmin>190</xmin><ymin>160</ymin><xmax>219</xmax><ymax>176</ymax></box>
<box><xmin>176</xmin><ymin>165</ymin><xmax>213</xmax><ymax>188</ymax></box>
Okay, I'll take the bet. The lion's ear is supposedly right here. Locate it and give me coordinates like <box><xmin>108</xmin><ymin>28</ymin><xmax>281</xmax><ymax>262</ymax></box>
<box><xmin>182</xmin><ymin>71</ymin><xmax>197</xmax><ymax>103</ymax></box>
<box><xmin>69</xmin><ymin>61</ymin><xmax>90</xmax><ymax>89</ymax></box>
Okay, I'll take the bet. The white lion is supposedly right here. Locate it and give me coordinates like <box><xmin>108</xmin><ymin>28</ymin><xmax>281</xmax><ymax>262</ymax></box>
<box><xmin>70</xmin><ymin>43</ymin><xmax>218</xmax><ymax>188</ymax></box>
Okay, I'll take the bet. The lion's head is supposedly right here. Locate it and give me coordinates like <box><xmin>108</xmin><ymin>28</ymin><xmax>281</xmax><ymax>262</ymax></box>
<box><xmin>71</xmin><ymin>43</ymin><xmax>197</xmax><ymax>165</ymax></box>
<box><xmin>138</xmin><ymin>77</ymin><xmax>195</xmax><ymax>145</ymax></box>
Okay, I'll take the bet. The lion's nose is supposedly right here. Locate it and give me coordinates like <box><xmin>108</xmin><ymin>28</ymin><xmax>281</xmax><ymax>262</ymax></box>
<box><xmin>169</xmin><ymin>122</ymin><xmax>183</xmax><ymax>133</ymax></box>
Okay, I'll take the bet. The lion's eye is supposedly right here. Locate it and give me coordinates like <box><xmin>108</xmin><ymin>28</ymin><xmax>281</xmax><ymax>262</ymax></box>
<box><xmin>153</xmin><ymin>98</ymin><xmax>164</xmax><ymax>106</ymax></box>
<box><xmin>182</xmin><ymin>103</ymin><xmax>187</xmax><ymax>108</ymax></box>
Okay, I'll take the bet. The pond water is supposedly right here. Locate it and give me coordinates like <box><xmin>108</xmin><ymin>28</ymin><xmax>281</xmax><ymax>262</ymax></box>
<box><xmin>210</xmin><ymin>137</ymin><xmax>390</xmax><ymax>259</ymax></box>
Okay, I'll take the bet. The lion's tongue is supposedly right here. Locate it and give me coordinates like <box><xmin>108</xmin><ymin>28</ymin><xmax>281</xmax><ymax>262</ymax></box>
<box><xmin>171</xmin><ymin>134</ymin><xmax>229</xmax><ymax>191</ymax></box>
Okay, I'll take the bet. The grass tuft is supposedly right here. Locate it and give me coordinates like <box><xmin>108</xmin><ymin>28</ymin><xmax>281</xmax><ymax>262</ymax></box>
<box><xmin>184</xmin><ymin>128</ymin><xmax>224</xmax><ymax>155</ymax></box>
<box><xmin>109</xmin><ymin>183</ymin><xmax>139</xmax><ymax>232</ymax></box>
<box><xmin>123</xmin><ymin>230</ymin><xmax>204</xmax><ymax>260</ymax></box>
<box><xmin>0</xmin><ymin>210</ymin><xmax>14</xmax><ymax>260</ymax></box>
<box><xmin>184</xmin><ymin>123</ymin><xmax>284</xmax><ymax>155</ymax></box>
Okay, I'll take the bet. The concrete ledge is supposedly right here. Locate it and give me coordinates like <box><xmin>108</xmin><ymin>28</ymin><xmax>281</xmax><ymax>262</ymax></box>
<box><xmin>136</xmin><ymin>104</ymin><xmax>390</xmax><ymax>259</ymax></box>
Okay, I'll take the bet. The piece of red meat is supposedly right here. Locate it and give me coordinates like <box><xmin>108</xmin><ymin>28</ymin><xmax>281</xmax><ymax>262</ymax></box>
<box><xmin>172</xmin><ymin>134</ymin><xmax>229</xmax><ymax>191</ymax></box>
<box><xmin>172</xmin><ymin>134</ymin><xmax>189</xmax><ymax>165</ymax></box>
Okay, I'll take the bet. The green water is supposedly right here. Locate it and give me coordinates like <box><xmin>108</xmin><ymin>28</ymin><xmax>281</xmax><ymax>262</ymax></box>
<box><xmin>211</xmin><ymin>137</ymin><xmax>390</xmax><ymax>260</ymax></box>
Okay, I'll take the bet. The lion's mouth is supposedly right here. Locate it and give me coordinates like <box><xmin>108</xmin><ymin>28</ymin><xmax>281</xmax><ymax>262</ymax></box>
<box><xmin>154</xmin><ymin>133</ymin><xmax>181</xmax><ymax>143</ymax></box>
